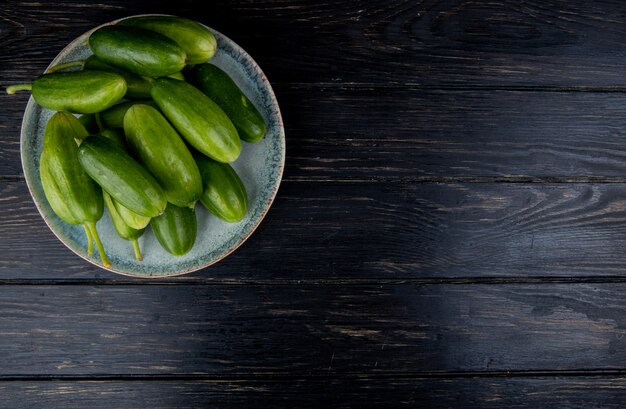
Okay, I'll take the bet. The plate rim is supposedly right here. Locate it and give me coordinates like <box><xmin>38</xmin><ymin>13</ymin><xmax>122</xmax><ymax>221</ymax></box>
<box><xmin>20</xmin><ymin>14</ymin><xmax>286</xmax><ymax>278</ymax></box>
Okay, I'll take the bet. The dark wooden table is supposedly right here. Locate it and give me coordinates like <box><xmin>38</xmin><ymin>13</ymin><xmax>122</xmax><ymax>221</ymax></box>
<box><xmin>4</xmin><ymin>0</ymin><xmax>626</xmax><ymax>407</ymax></box>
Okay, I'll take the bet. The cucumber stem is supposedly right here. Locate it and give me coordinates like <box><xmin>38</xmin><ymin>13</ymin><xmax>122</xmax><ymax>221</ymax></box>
<box><xmin>95</xmin><ymin>112</ymin><xmax>104</xmax><ymax>131</ymax></box>
<box><xmin>45</xmin><ymin>60</ymin><xmax>85</xmax><ymax>73</ymax></box>
<box><xmin>6</xmin><ymin>83</ymin><xmax>32</xmax><ymax>95</ymax></box>
<box><xmin>86</xmin><ymin>221</ymin><xmax>111</xmax><ymax>268</ymax></box>
<box><xmin>131</xmin><ymin>239</ymin><xmax>143</xmax><ymax>262</ymax></box>
<box><xmin>83</xmin><ymin>224</ymin><xmax>94</xmax><ymax>256</ymax></box>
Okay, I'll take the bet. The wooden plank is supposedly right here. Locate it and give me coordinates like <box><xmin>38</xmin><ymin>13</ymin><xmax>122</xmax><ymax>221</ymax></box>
<box><xmin>4</xmin><ymin>180</ymin><xmax>626</xmax><ymax>280</ymax></box>
<box><xmin>3</xmin><ymin>0</ymin><xmax>626</xmax><ymax>87</ymax></box>
<box><xmin>4</xmin><ymin>377</ymin><xmax>626</xmax><ymax>408</ymax></box>
<box><xmin>7</xmin><ymin>88</ymin><xmax>626</xmax><ymax>179</ymax></box>
<box><xmin>1</xmin><ymin>284</ymin><xmax>626</xmax><ymax>374</ymax></box>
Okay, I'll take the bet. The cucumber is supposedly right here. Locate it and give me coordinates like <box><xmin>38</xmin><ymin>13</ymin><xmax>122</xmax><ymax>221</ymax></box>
<box><xmin>100</xmin><ymin>100</ymin><xmax>158</xmax><ymax>128</ymax></box>
<box><xmin>89</xmin><ymin>25</ymin><xmax>186</xmax><ymax>77</ymax></box>
<box><xmin>7</xmin><ymin>71</ymin><xmax>126</xmax><ymax>114</ymax></box>
<box><xmin>150</xmin><ymin>203</ymin><xmax>197</xmax><ymax>256</ymax></box>
<box><xmin>191</xmin><ymin>63</ymin><xmax>266</xmax><ymax>143</ymax></box>
<box><xmin>120</xmin><ymin>16</ymin><xmax>216</xmax><ymax>64</ymax></box>
<box><xmin>40</xmin><ymin>152</ymin><xmax>81</xmax><ymax>225</ymax></box>
<box><xmin>114</xmin><ymin>200</ymin><xmax>151</xmax><ymax>230</ymax></box>
<box><xmin>124</xmin><ymin>104</ymin><xmax>202</xmax><ymax>207</ymax></box>
<box><xmin>103</xmin><ymin>192</ymin><xmax>143</xmax><ymax>261</ymax></box>
<box><xmin>151</xmin><ymin>77</ymin><xmax>241</xmax><ymax>163</ymax></box>
<box><xmin>99</xmin><ymin>128</ymin><xmax>126</xmax><ymax>149</ymax></box>
<box><xmin>78</xmin><ymin>135</ymin><xmax>167</xmax><ymax>218</ymax></box>
<box><xmin>40</xmin><ymin>112</ymin><xmax>109</xmax><ymax>266</ymax></box>
<box><xmin>84</xmin><ymin>55</ymin><xmax>153</xmax><ymax>99</ymax></box>
<box><xmin>195</xmin><ymin>155</ymin><xmax>247</xmax><ymax>222</ymax></box>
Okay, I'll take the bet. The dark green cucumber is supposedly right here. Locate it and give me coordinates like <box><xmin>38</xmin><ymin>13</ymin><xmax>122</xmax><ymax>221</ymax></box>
<box><xmin>78</xmin><ymin>135</ymin><xmax>166</xmax><ymax>218</ymax></box>
<box><xmin>100</xmin><ymin>100</ymin><xmax>158</xmax><ymax>128</ymax></box>
<box><xmin>103</xmin><ymin>192</ymin><xmax>144</xmax><ymax>261</ymax></box>
<box><xmin>43</xmin><ymin>113</ymin><xmax>99</xmax><ymax>222</ymax></box>
<box><xmin>120</xmin><ymin>16</ymin><xmax>216</xmax><ymax>64</ymax></box>
<box><xmin>124</xmin><ymin>104</ymin><xmax>202</xmax><ymax>207</ymax></box>
<box><xmin>114</xmin><ymin>200</ymin><xmax>151</xmax><ymax>230</ymax></box>
<box><xmin>85</xmin><ymin>55</ymin><xmax>153</xmax><ymax>99</ymax></box>
<box><xmin>191</xmin><ymin>64</ymin><xmax>266</xmax><ymax>143</ymax></box>
<box><xmin>40</xmin><ymin>112</ymin><xmax>109</xmax><ymax>266</ymax></box>
<box><xmin>7</xmin><ymin>71</ymin><xmax>126</xmax><ymax>114</ymax></box>
<box><xmin>89</xmin><ymin>25</ymin><xmax>186</xmax><ymax>77</ymax></box>
<box><xmin>99</xmin><ymin>128</ymin><xmax>126</xmax><ymax>149</ymax></box>
<box><xmin>151</xmin><ymin>77</ymin><xmax>241</xmax><ymax>163</ymax></box>
<box><xmin>195</xmin><ymin>155</ymin><xmax>247</xmax><ymax>222</ymax></box>
<box><xmin>150</xmin><ymin>203</ymin><xmax>197</xmax><ymax>256</ymax></box>
<box><xmin>78</xmin><ymin>114</ymin><xmax>99</xmax><ymax>134</ymax></box>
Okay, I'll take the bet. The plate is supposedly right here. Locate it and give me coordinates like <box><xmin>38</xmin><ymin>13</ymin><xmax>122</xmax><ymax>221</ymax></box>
<box><xmin>20</xmin><ymin>15</ymin><xmax>285</xmax><ymax>277</ymax></box>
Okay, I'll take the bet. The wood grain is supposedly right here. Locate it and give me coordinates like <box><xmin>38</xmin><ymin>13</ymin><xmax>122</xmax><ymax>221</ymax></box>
<box><xmin>8</xmin><ymin>88</ymin><xmax>626</xmax><ymax>179</ymax></box>
<box><xmin>2</xmin><ymin>284</ymin><xmax>626</xmax><ymax>375</ymax></box>
<box><xmin>4</xmin><ymin>377</ymin><xmax>626</xmax><ymax>408</ymax></box>
<box><xmin>5</xmin><ymin>180</ymin><xmax>626</xmax><ymax>280</ymax></box>
<box><xmin>4</xmin><ymin>0</ymin><xmax>626</xmax><ymax>87</ymax></box>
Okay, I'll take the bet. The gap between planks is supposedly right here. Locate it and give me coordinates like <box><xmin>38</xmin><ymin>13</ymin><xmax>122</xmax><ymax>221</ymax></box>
<box><xmin>4</xmin><ymin>369</ymin><xmax>626</xmax><ymax>382</ymax></box>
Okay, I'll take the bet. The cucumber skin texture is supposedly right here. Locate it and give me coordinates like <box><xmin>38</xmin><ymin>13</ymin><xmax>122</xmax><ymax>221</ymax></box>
<box><xmin>103</xmin><ymin>192</ymin><xmax>143</xmax><ymax>241</ymax></box>
<box><xmin>150</xmin><ymin>203</ymin><xmax>197</xmax><ymax>256</ymax></box>
<box><xmin>192</xmin><ymin>64</ymin><xmax>266</xmax><ymax>143</ymax></box>
<box><xmin>124</xmin><ymin>104</ymin><xmax>202</xmax><ymax>207</ymax></box>
<box><xmin>78</xmin><ymin>135</ymin><xmax>166</xmax><ymax>218</ymax></box>
<box><xmin>151</xmin><ymin>77</ymin><xmax>241</xmax><ymax>163</ymax></box>
<box><xmin>100</xmin><ymin>100</ymin><xmax>158</xmax><ymax>128</ymax></box>
<box><xmin>90</xmin><ymin>25</ymin><xmax>186</xmax><ymax>77</ymax></box>
<box><xmin>41</xmin><ymin>112</ymin><xmax>103</xmax><ymax>224</ymax></box>
<box><xmin>85</xmin><ymin>55</ymin><xmax>152</xmax><ymax>99</ymax></box>
<box><xmin>115</xmin><ymin>200</ymin><xmax>151</xmax><ymax>230</ymax></box>
<box><xmin>120</xmin><ymin>16</ymin><xmax>216</xmax><ymax>64</ymax></box>
<box><xmin>196</xmin><ymin>155</ymin><xmax>247</xmax><ymax>222</ymax></box>
<box><xmin>32</xmin><ymin>71</ymin><xmax>126</xmax><ymax>114</ymax></box>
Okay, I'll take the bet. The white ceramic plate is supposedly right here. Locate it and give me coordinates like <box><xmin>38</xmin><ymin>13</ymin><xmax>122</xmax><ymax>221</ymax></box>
<box><xmin>21</xmin><ymin>15</ymin><xmax>285</xmax><ymax>277</ymax></box>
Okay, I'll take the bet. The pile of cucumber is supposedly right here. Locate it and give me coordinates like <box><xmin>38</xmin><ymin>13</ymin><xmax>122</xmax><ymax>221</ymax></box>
<box><xmin>7</xmin><ymin>16</ymin><xmax>267</xmax><ymax>267</ymax></box>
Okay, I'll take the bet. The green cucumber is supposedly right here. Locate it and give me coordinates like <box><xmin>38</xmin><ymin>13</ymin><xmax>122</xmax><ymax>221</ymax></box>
<box><xmin>124</xmin><ymin>104</ymin><xmax>202</xmax><ymax>207</ymax></box>
<box><xmin>103</xmin><ymin>192</ymin><xmax>143</xmax><ymax>261</ymax></box>
<box><xmin>120</xmin><ymin>16</ymin><xmax>216</xmax><ymax>64</ymax></box>
<box><xmin>114</xmin><ymin>200</ymin><xmax>151</xmax><ymax>230</ymax></box>
<box><xmin>99</xmin><ymin>128</ymin><xmax>126</xmax><ymax>149</ymax></box>
<box><xmin>195</xmin><ymin>155</ymin><xmax>247</xmax><ymax>222</ymax></box>
<box><xmin>191</xmin><ymin>63</ymin><xmax>266</xmax><ymax>143</ymax></box>
<box><xmin>150</xmin><ymin>203</ymin><xmax>197</xmax><ymax>256</ymax></box>
<box><xmin>85</xmin><ymin>55</ymin><xmax>153</xmax><ymax>99</ymax></box>
<box><xmin>151</xmin><ymin>77</ymin><xmax>241</xmax><ymax>163</ymax></box>
<box><xmin>40</xmin><ymin>112</ymin><xmax>109</xmax><ymax>266</ymax></box>
<box><xmin>89</xmin><ymin>25</ymin><xmax>186</xmax><ymax>77</ymax></box>
<box><xmin>100</xmin><ymin>100</ymin><xmax>158</xmax><ymax>128</ymax></box>
<box><xmin>78</xmin><ymin>135</ymin><xmax>166</xmax><ymax>218</ymax></box>
<box><xmin>7</xmin><ymin>71</ymin><xmax>126</xmax><ymax>114</ymax></box>
<box><xmin>40</xmin><ymin>152</ymin><xmax>81</xmax><ymax>225</ymax></box>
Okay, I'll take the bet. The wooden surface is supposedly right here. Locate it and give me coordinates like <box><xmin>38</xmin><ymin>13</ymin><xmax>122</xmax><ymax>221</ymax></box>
<box><xmin>3</xmin><ymin>0</ymin><xmax>626</xmax><ymax>407</ymax></box>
